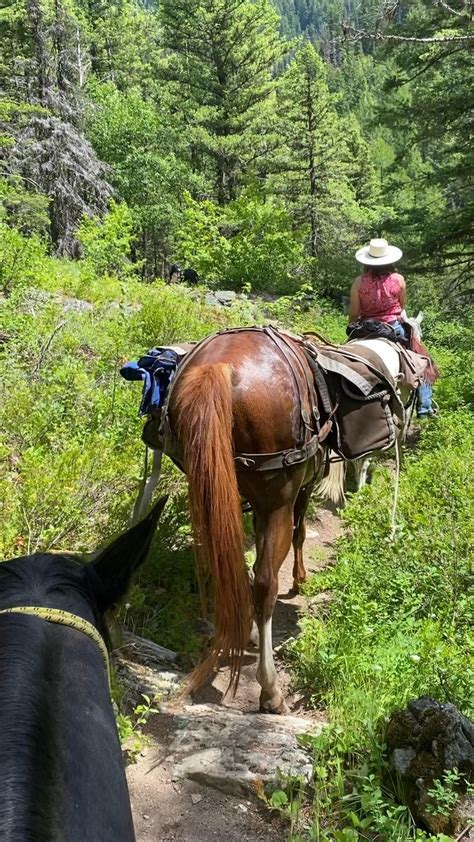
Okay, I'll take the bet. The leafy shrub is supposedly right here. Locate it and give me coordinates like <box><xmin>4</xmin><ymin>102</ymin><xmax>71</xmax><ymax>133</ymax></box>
<box><xmin>77</xmin><ymin>200</ymin><xmax>139</xmax><ymax>280</ymax></box>
<box><xmin>176</xmin><ymin>190</ymin><xmax>306</xmax><ymax>295</ymax></box>
<box><xmin>0</xmin><ymin>224</ymin><xmax>48</xmax><ymax>296</ymax></box>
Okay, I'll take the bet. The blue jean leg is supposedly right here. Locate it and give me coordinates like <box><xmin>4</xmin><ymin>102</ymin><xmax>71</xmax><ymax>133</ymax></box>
<box><xmin>389</xmin><ymin>320</ymin><xmax>407</xmax><ymax>341</ymax></box>
<box><xmin>388</xmin><ymin>321</ymin><xmax>434</xmax><ymax>416</ymax></box>
<box><xmin>417</xmin><ymin>381</ymin><xmax>434</xmax><ymax>416</ymax></box>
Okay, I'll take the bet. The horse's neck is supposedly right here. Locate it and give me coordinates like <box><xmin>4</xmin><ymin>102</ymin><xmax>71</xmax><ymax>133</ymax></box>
<box><xmin>0</xmin><ymin>618</ymin><xmax>134</xmax><ymax>842</ymax></box>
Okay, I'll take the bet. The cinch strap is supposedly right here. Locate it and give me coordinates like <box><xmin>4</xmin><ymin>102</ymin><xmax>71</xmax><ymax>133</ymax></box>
<box><xmin>0</xmin><ymin>606</ymin><xmax>110</xmax><ymax>689</ymax></box>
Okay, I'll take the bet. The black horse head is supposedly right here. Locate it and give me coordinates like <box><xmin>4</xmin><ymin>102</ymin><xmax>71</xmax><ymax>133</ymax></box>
<box><xmin>0</xmin><ymin>496</ymin><xmax>167</xmax><ymax>842</ymax></box>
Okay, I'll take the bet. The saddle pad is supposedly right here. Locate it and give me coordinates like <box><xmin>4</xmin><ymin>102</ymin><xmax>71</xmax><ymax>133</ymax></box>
<box><xmin>345</xmin><ymin>339</ymin><xmax>401</xmax><ymax>380</ymax></box>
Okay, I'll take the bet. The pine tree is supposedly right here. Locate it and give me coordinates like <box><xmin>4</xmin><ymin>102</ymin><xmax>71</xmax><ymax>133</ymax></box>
<box><xmin>2</xmin><ymin>0</ymin><xmax>112</xmax><ymax>255</ymax></box>
<box><xmin>76</xmin><ymin>0</ymin><xmax>161</xmax><ymax>93</ymax></box>
<box><xmin>273</xmin><ymin>42</ymin><xmax>357</xmax><ymax>257</ymax></box>
<box><xmin>378</xmin><ymin>0</ymin><xmax>473</xmax><ymax>307</ymax></box>
<box><xmin>159</xmin><ymin>0</ymin><xmax>285</xmax><ymax>204</ymax></box>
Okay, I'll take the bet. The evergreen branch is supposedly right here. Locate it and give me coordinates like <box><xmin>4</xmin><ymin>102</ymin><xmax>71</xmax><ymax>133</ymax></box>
<box><xmin>390</xmin><ymin>45</ymin><xmax>467</xmax><ymax>87</ymax></box>
<box><xmin>219</xmin><ymin>8</ymin><xmax>275</xmax><ymax>66</ymax></box>
<box><xmin>342</xmin><ymin>23</ymin><xmax>474</xmax><ymax>44</ymax></box>
<box><xmin>436</xmin><ymin>0</ymin><xmax>468</xmax><ymax>17</ymax></box>
<box><xmin>0</xmin><ymin>170</ymin><xmax>43</xmax><ymax>191</ymax></box>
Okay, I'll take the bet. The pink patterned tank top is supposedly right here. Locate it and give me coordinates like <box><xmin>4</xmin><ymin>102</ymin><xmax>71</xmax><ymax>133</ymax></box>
<box><xmin>358</xmin><ymin>271</ymin><xmax>403</xmax><ymax>323</ymax></box>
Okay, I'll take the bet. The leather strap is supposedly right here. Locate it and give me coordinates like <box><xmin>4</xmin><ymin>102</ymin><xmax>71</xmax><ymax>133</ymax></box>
<box><xmin>262</xmin><ymin>325</ymin><xmax>315</xmax><ymax>445</ymax></box>
<box><xmin>313</xmin><ymin>351</ymin><xmax>375</xmax><ymax>395</ymax></box>
<box><xmin>234</xmin><ymin>434</ymin><xmax>320</xmax><ymax>472</ymax></box>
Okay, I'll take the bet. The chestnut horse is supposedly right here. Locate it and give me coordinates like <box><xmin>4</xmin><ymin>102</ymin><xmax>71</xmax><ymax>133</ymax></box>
<box><xmin>167</xmin><ymin>329</ymin><xmax>342</xmax><ymax>713</ymax></box>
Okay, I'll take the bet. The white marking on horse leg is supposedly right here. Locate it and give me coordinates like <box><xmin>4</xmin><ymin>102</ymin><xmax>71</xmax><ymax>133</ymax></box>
<box><xmin>256</xmin><ymin>615</ymin><xmax>278</xmax><ymax>699</ymax></box>
<box><xmin>132</xmin><ymin>450</ymin><xmax>163</xmax><ymax>523</ymax></box>
<box><xmin>355</xmin><ymin>457</ymin><xmax>370</xmax><ymax>490</ymax></box>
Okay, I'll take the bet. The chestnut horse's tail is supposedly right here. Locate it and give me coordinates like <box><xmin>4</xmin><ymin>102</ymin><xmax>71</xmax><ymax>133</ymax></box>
<box><xmin>174</xmin><ymin>363</ymin><xmax>252</xmax><ymax>694</ymax></box>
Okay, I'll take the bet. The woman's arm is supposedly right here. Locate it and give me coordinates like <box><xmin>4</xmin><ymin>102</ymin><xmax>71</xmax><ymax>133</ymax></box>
<box><xmin>348</xmin><ymin>277</ymin><xmax>361</xmax><ymax>322</ymax></box>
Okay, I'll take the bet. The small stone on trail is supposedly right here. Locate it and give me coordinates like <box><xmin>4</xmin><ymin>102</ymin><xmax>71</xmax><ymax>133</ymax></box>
<box><xmin>191</xmin><ymin>793</ymin><xmax>203</xmax><ymax>805</ymax></box>
<box><xmin>306</xmin><ymin>528</ymin><xmax>319</xmax><ymax>539</ymax></box>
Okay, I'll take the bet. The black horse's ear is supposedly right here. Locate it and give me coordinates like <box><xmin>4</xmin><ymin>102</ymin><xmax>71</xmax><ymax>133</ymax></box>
<box><xmin>89</xmin><ymin>496</ymin><xmax>168</xmax><ymax>610</ymax></box>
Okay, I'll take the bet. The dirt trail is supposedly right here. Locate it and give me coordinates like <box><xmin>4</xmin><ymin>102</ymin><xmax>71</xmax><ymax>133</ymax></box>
<box><xmin>126</xmin><ymin>506</ymin><xmax>342</xmax><ymax>841</ymax></box>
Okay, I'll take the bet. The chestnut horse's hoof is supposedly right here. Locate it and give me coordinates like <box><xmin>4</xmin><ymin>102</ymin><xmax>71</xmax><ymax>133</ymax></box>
<box><xmin>259</xmin><ymin>690</ymin><xmax>288</xmax><ymax>715</ymax></box>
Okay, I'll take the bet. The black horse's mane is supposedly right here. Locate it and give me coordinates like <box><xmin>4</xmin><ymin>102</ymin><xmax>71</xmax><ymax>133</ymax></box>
<box><xmin>0</xmin><ymin>617</ymin><xmax>64</xmax><ymax>840</ymax></box>
<box><xmin>0</xmin><ymin>552</ymin><xmax>109</xmax><ymax>642</ymax></box>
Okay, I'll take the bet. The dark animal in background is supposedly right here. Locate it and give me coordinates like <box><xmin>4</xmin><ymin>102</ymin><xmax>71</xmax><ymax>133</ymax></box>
<box><xmin>182</xmin><ymin>267</ymin><xmax>199</xmax><ymax>285</ymax></box>
<box><xmin>0</xmin><ymin>497</ymin><xmax>167</xmax><ymax>842</ymax></box>
<box><xmin>169</xmin><ymin>263</ymin><xmax>181</xmax><ymax>283</ymax></box>
<box><xmin>168</xmin><ymin>264</ymin><xmax>199</xmax><ymax>285</ymax></box>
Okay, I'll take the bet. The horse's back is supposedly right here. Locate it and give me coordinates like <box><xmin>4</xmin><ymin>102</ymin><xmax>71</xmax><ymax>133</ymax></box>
<box><xmin>170</xmin><ymin>330</ymin><xmax>304</xmax><ymax>453</ymax></box>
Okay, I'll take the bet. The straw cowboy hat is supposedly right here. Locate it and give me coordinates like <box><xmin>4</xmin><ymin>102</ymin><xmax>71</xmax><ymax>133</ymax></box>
<box><xmin>355</xmin><ymin>238</ymin><xmax>402</xmax><ymax>266</ymax></box>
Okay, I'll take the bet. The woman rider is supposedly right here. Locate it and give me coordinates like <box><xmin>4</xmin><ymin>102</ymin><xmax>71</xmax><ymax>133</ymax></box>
<box><xmin>348</xmin><ymin>238</ymin><xmax>436</xmax><ymax>418</ymax></box>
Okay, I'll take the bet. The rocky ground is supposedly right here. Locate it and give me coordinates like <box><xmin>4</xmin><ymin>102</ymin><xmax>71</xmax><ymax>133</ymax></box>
<box><xmin>118</xmin><ymin>506</ymin><xmax>341</xmax><ymax>841</ymax></box>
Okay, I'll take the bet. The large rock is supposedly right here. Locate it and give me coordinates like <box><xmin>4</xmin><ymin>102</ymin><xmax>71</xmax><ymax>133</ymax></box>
<box><xmin>166</xmin><ymin>703</ymin><xmax>321</xmax><ymax>796</ymax></box>
<box><xmin>205</xmin><ymin>290</ymin><xmax>237</xmax><ymax>307</ymax></box>
<box><xmin>21</xmin><ymin>289</ymin><xmax>93</xmax><ymax>315</ymax></box>
<box><xmin>385</xmin><ymin>697</ymin><xmax>474</xmax><ymax>836</ymax></box>
<box><xmin>114</xmin><ymin>632</ymin><xmax>181</xmax><ymax>707</ymax></box>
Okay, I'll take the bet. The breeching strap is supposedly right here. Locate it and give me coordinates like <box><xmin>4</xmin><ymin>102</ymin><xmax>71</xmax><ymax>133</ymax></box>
<box><xmin>0</xmin><ymin>606</ymin><xmax>110</xmax><ymax>689</ymax></box>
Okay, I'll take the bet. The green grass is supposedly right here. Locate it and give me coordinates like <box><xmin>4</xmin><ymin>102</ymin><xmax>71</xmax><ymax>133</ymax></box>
<box><xmin>287</xmin><ymin>411</ymin><xmax>473</xmax><ymax>840</ymax></box>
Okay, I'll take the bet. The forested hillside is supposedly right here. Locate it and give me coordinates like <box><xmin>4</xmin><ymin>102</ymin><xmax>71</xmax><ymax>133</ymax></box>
<box><xmin>1</xmin><ymin>0</ymin><xmax>472</xmax><ymax>307</ymax></box>
<box><xmin>274</xmin><ymin>0</ymin><xmax>387</xmax><ymax>41</ymax></box>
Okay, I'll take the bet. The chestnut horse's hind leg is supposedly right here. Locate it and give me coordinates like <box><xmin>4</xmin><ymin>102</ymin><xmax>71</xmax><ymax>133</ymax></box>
<box><xmin>292</xmin><ymin>480</ymin><xmax>317</xmax><ymax>593</ymax></box>
<box><xmin>253</xmin><ymin>504</ymin><xmax>294</xmax><ymax>714</ymax></box>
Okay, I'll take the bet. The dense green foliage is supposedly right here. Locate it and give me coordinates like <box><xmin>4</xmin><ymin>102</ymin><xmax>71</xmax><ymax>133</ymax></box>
<box><xmin>1</xmin><ymin>0</ymin><xmax>471</xmax><ymax>303</ymax></box>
